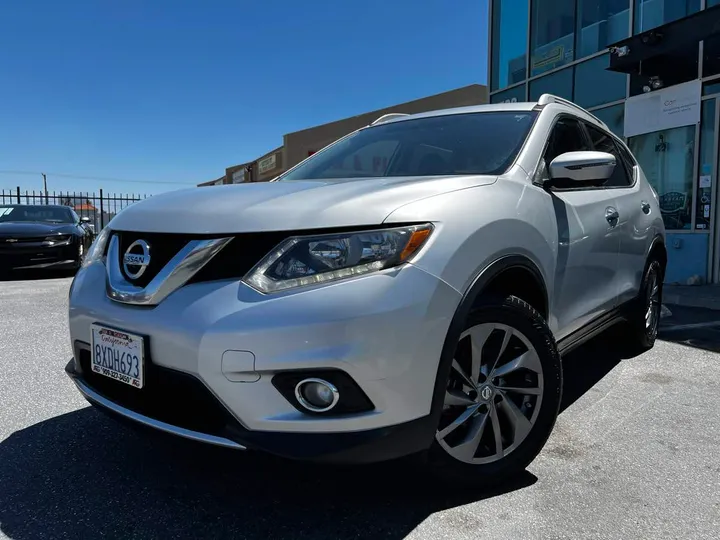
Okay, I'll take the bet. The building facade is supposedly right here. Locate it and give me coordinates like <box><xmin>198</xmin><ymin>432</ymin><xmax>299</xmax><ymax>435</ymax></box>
<box><xmin>490</xmin><ymin>0</ymin><xmax>720</xmax><ymax>284</ymax></box>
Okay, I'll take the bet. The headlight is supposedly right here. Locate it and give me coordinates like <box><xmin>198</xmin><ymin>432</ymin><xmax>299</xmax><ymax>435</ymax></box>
<box><xmin>243</xmin><ymin>224</ymin><xmax>433</xmax><ymax>293</ymax></box>
<box><xmin>81</xmin><ymin>227</ymin><xmax>111</xmax><ymax>268</ymax></box>
<box><xmin>43</xmin><ymin>235</ymin><xmax>72</xmax><ymax>246</ymax></box>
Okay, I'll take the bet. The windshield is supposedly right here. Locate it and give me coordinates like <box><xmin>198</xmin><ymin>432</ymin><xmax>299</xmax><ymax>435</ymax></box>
<box><xmin>0</xmin><ymin>205</ymin><xmax>75</xmax><ymax>224</ymax></box>
<box><xmin>280</xmin><ymin>111</ymin><xmax>538</xmax><ymax>181</ymax></box>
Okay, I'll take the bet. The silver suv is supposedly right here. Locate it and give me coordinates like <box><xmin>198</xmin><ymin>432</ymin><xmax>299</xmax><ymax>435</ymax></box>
<box><xmin>66</xmin><ymin>94</ymin><xmax>666</xmax><ymax>484</ymax></box>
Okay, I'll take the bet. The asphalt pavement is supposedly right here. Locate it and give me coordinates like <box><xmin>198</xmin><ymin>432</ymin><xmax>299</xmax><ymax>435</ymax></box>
<box><xmin>1</xmin><ymin>275</ymin><xmax>719</xmax><ymax>539</ymax></box>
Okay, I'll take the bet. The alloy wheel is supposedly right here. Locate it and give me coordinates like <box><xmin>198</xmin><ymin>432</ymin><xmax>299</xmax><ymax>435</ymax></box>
<box><xmin>436</xmin><ymin>323</ymin><xmax>544</xmax><ymax>464</ymax></box>
<box><xmin>645</xmin><ymin>267</ymin><xmax>661</xmax><ymax>334</ymax></box>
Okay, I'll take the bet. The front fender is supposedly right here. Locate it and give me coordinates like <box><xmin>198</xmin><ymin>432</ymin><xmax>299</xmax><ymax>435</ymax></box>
<box><xmin>384</xmin><ymin>181</ymin><xmax>558</xmax><ymax>331</ymax></box>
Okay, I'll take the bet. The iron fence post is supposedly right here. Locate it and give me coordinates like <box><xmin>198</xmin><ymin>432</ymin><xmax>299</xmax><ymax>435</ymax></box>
<box><xmin>99</xmin><ymin>189</ymin><xmax>104</xmax><ymax>229</ymax></box>
<box><xmin>15</xmin><ymin>186</ymin><xmax>20</xmax><ymax>204</ymax></box>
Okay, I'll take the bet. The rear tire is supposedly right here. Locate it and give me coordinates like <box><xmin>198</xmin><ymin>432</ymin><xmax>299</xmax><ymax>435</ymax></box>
<box><xmin>427</xmin><ymin>294</ymin><xmax>562</xmax><ymax>486</ymax></box>
<box><xmin>620</xmin><ymin>258</ymin><xmax>663</xmax><ymax>354</ymax></box>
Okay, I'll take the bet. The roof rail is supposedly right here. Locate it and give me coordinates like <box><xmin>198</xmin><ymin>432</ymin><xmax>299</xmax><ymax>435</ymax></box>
<box><xmin>536</xmin><ymin>94</ymin><xmax>609</xmax><ymax>129</ymax></box>
<box><xmin>371</xmin><ymin>113</ymin><xmax>409</xmax><ymax>125</ymax></box>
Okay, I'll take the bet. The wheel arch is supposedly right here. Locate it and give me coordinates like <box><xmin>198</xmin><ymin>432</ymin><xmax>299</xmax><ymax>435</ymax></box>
<box><xmin>425</xmin><ymin>255</ymin><xmax>550</xmax><ymax>441</ymax></box>
<box><xmin>647</xmin><ymin>235</ymin><xmax>668</xmax><ymax>279</ymax></box>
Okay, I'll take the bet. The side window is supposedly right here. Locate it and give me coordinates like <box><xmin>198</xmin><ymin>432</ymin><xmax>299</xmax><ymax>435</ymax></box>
<box><xmin>544</xmin><ymin>117</ymin><xmax>590</xmax><ymax>165</ymax></box>
<box><xmin>538</xmin><ymin>117</ymin><xmax>590</xmax><ymax>184</ymax></box>
<box><xmin>616</xmin><ymin>141</ymin><xmax>637</xmax><ymax>183</ymax></box>
<box><xmin>585</xmin><ymin>124</ymin><xmax>632</xmax><ymax>187</ymax></box>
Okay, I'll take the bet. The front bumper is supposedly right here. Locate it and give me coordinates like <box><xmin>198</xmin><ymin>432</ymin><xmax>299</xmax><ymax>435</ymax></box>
<box><xmin>66</xmin><ymin>360</ymin><xmax>437</xmax><ymax>463</ymax></box>
<box><xmin>1</xmin><ymin>241</ymin><xmax>79</xmax><ymax>270</ymax></box>
<box><xmin>67</xmin><ymin>261</ymin><xmax>461</xmax><ymax>462</ymax></box>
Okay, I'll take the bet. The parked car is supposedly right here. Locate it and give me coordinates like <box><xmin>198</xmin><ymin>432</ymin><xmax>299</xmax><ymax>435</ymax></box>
<box><xmin>65</xmin><ymin>94</ymin><xmax>665</xmax><ymax>484</ymax></box>
<box><xmin>0</xmin><ymin>204</ymin><xmax>93</xmax><ymax>273</ymax></box>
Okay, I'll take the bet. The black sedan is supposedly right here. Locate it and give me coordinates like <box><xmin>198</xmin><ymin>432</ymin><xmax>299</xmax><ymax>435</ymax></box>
<box><xmin>0</xmin><ymin>204</ymin><xmax>94</xmax><ymax>273</ymax></box>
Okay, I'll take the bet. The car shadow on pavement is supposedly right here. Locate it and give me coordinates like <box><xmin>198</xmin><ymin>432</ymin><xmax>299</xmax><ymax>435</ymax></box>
<box><xmin>0</xmin><ymin>407</ymin><xmax>536</xmax><ymax>539</ymax></box>
<box><xmin>558</xmin><ymin>325</ymin><xmax>634</xmax><ymax>413</ymax></box>
<box><xmin>0</xmin><ymin>333</ymin><xmax>632</xmax><ymax>540</ymax></box>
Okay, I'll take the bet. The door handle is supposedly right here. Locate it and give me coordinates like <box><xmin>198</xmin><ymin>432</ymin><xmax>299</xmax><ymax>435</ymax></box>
<box><xmin>605</xmin><ymin>207</ymin><xmax>619</xmax><ymax>225</ymax></box>
<box><xmin>641</xmin><ymin>200</ymin><xmax>651</xmax><ymax>214</ymax></box>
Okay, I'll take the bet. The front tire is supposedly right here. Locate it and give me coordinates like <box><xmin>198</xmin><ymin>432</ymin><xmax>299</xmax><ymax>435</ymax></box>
<box><xmin>428</xmin><ymin>295</ymin><xmax>562</xmax><ymax>485</ymax></box>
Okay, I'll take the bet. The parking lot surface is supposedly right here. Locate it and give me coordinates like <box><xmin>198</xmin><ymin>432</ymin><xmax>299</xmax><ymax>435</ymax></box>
<box><xmin>1</xmin><ymin>275</ymin><xmax>719</xmax><ymax>539</ymax></box>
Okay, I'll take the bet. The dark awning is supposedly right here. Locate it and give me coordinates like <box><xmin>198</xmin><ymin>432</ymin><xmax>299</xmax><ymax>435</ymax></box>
<box><xmin>607</xmin><ymin>5</ymin><xmax>720</xmax><ymax>74</ymax></box>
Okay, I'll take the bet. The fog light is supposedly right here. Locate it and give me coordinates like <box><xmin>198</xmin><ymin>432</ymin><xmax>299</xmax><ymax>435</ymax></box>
<box><xmin>295</xmin><ymin>378</ymin><xmax>339</xmax><ymax>412</ymax></box>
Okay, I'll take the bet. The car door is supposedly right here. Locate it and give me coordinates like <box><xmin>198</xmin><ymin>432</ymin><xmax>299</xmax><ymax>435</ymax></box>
<box><xmin>538</xmin><ymin>115</ymin><xmax>622</xmax><ymax>339</ymax></box>
<box><xmin>584</xmin><ymin>125</ymin><xmax>656</xmax><ymax>305</ymax></box>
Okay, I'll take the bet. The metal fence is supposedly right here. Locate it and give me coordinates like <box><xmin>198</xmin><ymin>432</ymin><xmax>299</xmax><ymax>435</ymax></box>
<box><xmin>1</xmin><ymin>187</ymin><xmax>147</xmax><ymax>233</ymax></box>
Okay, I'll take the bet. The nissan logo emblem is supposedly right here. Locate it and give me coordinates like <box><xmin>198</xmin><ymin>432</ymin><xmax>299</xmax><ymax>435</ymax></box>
<box><xmin>123</xmin><ymin>239</ymin><xmax>151</xmax><ymax>280</ymax></box>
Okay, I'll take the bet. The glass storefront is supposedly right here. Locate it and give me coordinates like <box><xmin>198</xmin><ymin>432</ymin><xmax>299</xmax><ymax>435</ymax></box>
<box><xmin>530</xmin><ymin>67</ymin><xmax>573</xmax><ymax>101</ymax></box>
<box><xmin>530</xmin><ymin>0</ymin><xmax>576</xmax><ymax>76</ymax></box>
<box><xmin>634</xmin><ymin>0</ymin><xmax>701</xmax><ymax>34</ymax></box>
<box><xmin>697</xmin><ymin>99</ymin><xmax>716</xmax><ymax>231</ymax></box>
<box><xmin>576</xmin><ymin>0</ymin><xmax>630</xmax><ymax>57</ymax></box>
<box><xmin>628</xmin><ymin>126</ymin><xmax>695</xmax><ymax>230</ymax></box>
<box><xmin>490</xmin><ymin>0</ymin><xmax>720</xmax><ymax>283</ymax></box>
<box><xmin>573</xmin><ymin>54</ymin><xmax>626</xmax><ymax>108</ymax></box>
<box><xmin>592</xmin><ymin>104</ymin><xmax>625</xmax><ymax>137</ymax></box>
<box><xmin>491</xmin><ymin>0</ymin><xmax>528</xmax><ymax>91</ymax></box>
<box><xmin>490</xmin><ymin>84</ymin><xmax>526</xmax><ymax>104</ymax></box>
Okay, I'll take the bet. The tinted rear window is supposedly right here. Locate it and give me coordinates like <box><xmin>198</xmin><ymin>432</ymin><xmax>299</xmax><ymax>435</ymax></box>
<box><xmin>280</xmin><ymin>111</ymin><xmax>538</xmax><ymax>181</ymax></box>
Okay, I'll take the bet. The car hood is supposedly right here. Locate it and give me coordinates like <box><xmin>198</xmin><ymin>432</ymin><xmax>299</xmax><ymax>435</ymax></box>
<box><xmin>108</xmin><ymin>175</ymin><xmax>497</xmax><ymax>233</ymax></box>
<box><xmin>0</xmin><ymin>222</ymin><xmax>76</xmax><ymax>236</ymax></box>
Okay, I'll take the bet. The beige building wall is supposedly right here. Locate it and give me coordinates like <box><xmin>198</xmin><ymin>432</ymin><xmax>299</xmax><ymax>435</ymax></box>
<box><xmin>282</xmin><ymin>84</ymin><xmax>488</xmax><ymax>171</ymax></box>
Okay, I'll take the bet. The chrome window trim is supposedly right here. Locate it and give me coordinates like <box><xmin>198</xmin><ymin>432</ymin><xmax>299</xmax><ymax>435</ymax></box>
<box><xmin>105</xmin><ymin>234</ymin><xmax>233</xmax><ymax>306</ymax></box>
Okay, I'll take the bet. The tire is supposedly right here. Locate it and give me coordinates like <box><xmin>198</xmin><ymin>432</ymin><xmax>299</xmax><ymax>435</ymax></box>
<box><xmin>620</xmin><ymin>258</ymin><xmax>663</xmax><ymax>354</ymax></box>
<box><xmin>427</xmin><ymin>294</ymin><xmax>562</xmax><ymax>486</ymax></box>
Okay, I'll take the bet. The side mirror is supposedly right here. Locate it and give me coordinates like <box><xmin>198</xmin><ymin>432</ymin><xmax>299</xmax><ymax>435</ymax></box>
<box><xmin>547</xmin><ymin>151</ymin><xmax>616</xmax><ymax>186</ymax></box>
<box><xmin>80</xmin><ymin>216</ymin><xmax>91</xmax><ymax>223</ymax></box>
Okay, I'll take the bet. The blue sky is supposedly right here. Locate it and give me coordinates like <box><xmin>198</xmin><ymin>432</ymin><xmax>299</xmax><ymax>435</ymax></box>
<box><xmin>0</xmin><ymin>0</ymin><xmax>488</xmax><ymax>196</ymax></box>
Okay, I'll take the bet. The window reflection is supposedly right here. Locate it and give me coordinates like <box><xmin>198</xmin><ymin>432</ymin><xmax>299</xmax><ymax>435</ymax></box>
<box><xmin>491</xmin><ymin>0</ymin><xmax>528</xmax><ymax>91</ymax></box>
<box><xmin>629</xmin><ymin>126</ymin><xmax>695</xmax><ymax>230</ymax></box>
<box><xmin>530</xmin><ymin>0</ymin><xmax>575</xmax><ymax>76</ymax></box>
<box><xmin>592</xmin><ymin>104</ymin><xmax>625</xmax><ymax>138</ymax></box>
<box><xmin>574</xmin><ymin>55</ymin><xmax>627</xmax><ymax>108</ymax></box>
<box><xmin>634</xmin><ymin>0</ymin><xmax>700</xmax><ymax>34</ymax></box>
<box><xmin>529</xmin><ymin>67</ymin><xmax>574</xmax><ymax>101</ymax></box>
<box><xmin>576</xmin><ymin>0</ymin><xmax>630</xmax><ymax>58</ymax></box>
<box><xmin>490</xmin><ymin>85</ymin><xmax>526</xmax><ymax>104</ymax></box>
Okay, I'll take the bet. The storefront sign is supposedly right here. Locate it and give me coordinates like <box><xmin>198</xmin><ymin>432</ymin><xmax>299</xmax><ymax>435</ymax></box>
<box><xmin>659</xmin><ymin>191</ymin><xmax>687</xmax><ymax>214</ymax></box>
<box><xmin>530</xmin><ymin>34</ymin><xmax>574</xmax><ymax>76</ymax></box>
<box><xmin>258</xmin><ymin>154</ymin><xmax>277</xmax><ymax>174</ymax></box>
<box><xmin>232</xmin><ymin>170</ymin><xmax>245</xmax><ymax>184</ymax></box>
<box><xmin>624</xmin><ymin>80</ymin><xmax>701</xmax><ymax>138</ymax></box>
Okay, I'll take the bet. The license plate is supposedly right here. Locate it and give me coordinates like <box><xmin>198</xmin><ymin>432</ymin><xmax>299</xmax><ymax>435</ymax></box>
<box><xmin>90</xmin><ymin>324</ymin><xmax>145</xmax><ymax>389</ymax></box>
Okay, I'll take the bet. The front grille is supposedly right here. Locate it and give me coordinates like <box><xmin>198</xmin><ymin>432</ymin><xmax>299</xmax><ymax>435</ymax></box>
<box><xmin>115</xmin><ymin>231</ymin><xmax>194</xmax><ymax>287</ymax></box>
<box><xmin>0</xmin><ymin>236</ymin><xmax>46</xmax><ymax>244</ymax></box>
<box><xmin>77</xmin><ymin>345</ymin><xmax>238</xmax><ymax>437</ymax></box>
<box><xmin>112</xmin><ymin>225</ymin><xmax>394</xmax><ymax>288</ymax></box>
<box><xmin>186</xmin><ymin>232</ymin><xmax>288</xmax><ymax>284</ymax></box>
